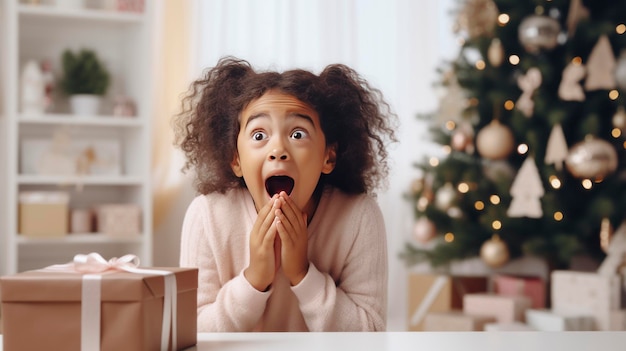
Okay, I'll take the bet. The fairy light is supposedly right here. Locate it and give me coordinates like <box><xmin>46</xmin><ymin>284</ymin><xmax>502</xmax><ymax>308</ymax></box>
<box><xmin>458</xmin><ymin>182</ymin><xmax>470</xmax><ymax>193</ymax></box>
<box><xmin>445</xmin><ymin>121</ymin><xmax>456</xmax><ymax>130</ymax></box>
<box><xmin>498</xmin><ymin>14</ymin><xmax>510</xmax><ymax>26</ymax></box>
<box><xmin>623</xmin><ymin>140</ymin><xmax>626</xmax><ymax>149</ymax></box>
<box><xmin>443</xmin><ymin>145</ymin><xmax>452</xmax><ymax>154</ymax></box>
<box><xmin>475</xmin><ymin>201</ymin><xmax>485</xmax><ymax>210</ymax></box>
<box><xmin>417</xmin><ymin>197</ymin><xmax>429</xmax><ymax>211</ymax></box>
<box><xmin>582</xmin><ymin>179</ymin><xmax>593</xmax><ymax>189</ymax></box>
<box><xmin>429</xmin><ymin>157</ymin><xmax>440</xmax><ymax>167</ymax></box>
<box><xmin>517</xmin><ymin>144</ymin><xmax>529</xmax><ymax>154</ymax></box>
<box><xmin>612</xmin><ymin>128</ymin><xmax>622</xmax><ymax>138</ymax></box>
<box><xmin>476</xmin><ymin>60</ymin><xmax>486</xmax><ymax>70</ymax></box>
<box><xmin>509</xmin><ymin>55</ymin><xmax>520</xmax><ymax>65</ymax></box>
<box><xmin>490</xmin><ymin>195</ymin><xmax>501</xmax><ymax>205</ymax></box>
<box><xmin>504</xmin><ymin>100</ymin><xmax>515</xmax><ymax>110</ymax></box>
<box><xmin>617</xmin><ymin>24</ymin><xmax>626</xmax><ymax>35</ymax></box>
<box><xmin>609</xmin><ymin>90</ymin><xmax>619</xmax><ymax>100</ymax></box>
<box><xmin>444</xmin><ymin>232</ymin><xmax>455</xmax><ymax>242</ymax></box>
<box><xmin>549</xmin><ymin>175</ymin><xmax>562</xmax><ymax>189</ymax></box>
<box><xmin>492</xmin><ymin>220</ymin><xmax>502</xmax><ymax>230</ymax></box>
<box><xmin>572</xmin><ymin>56</ymin><xmax>583</xmax><ymax>65</ymax></box>
<box><xmin>554</xmin><ymin>211</ymin><xmax>564</xmax><ymax>221</ymax></box>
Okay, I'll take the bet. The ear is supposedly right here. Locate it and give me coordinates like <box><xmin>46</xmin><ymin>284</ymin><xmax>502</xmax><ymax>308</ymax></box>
<box><xmin>231</xmin><ymin>153</ymin><xmax>243</xmax><ymax>177</ymax></box>
<box><xmin>322</xmin><ymin>144</ymin><xmax>337</xmax><ymax>174</ymax></box>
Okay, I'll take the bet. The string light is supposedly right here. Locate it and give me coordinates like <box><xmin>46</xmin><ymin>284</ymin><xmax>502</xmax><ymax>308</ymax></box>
<box><xmin>582</xmin><ymin>179</ymin><xmax>593</xmax><ymax>189</ymax></box>
<box><xmin>444</xmin><ymin>232</ymin><xmax>455</xmax><ymax>242</ymax></box>
<box><xmin>492</xmin><ymin>220</ymin><xmax>502</xmax><ymax>230</ymax></box>
<box><xmin>476</xmin><ymin>60</ymin><xmax>486</xmax><ymax>70</ymax></box>
<box><xmin>612</xmin><ymin>128</ymin><xmax>622</xmax><ymax>138</ymax></box>
<box><xmin>609</xmin><ymin>90</ymin><xmax>619</xmax><ymax>100</ymax></box>
<box><xmin>572</xmin><ymin>57</ymin><xmax>583</xmax><ymax>65</ymax></box>
<box><xmin>549</xmin><ymin>175</ymin><xmax>562</xmax><ymax>189</ymax></box>
<box><xmin>509</xmin><ymin>55</ymin><xmax>520</xmax><ymax>65</ymax></box>
<box><xmin>504</xmin><ymin>100</ymin><xmax>515</xmax><ymax>110</ymax></box>
<box><xmin>623</xmin><ymin>140</ymin><xmax>626</xmax><ymax>149</ymax></box>
<box><xmin>517</xmin><ymin>144</ymin><xmax>529</xmax><ymax>154</ymax></box>
<box><xmin>498</xmin><ymin>14</ymin><xmax>510</xmax><ymax>26</ymax></box>
<box><xmin>554</xmin><ymin>211</ymin><xmax>564</xmax><ymax>221</ymax></box>
<box><xmin>445</xmin><ymin>121</ymin><xmax>456</xmax><ymax>130</ymax></box>
<box><xmin>490</xmin><ymin>195</ymin><xmax>501</xmax><ymax>205</ymax></box>
<box><xmin>417</xmin><ymin>197</ymin><xmax>429</xmax><ymax>211</ymax></box>
<box><xmin>429</xmin><ymin>157</ymin><xmax>440</xmax><ymax>167</ymax></box>
<box><xmin>458</xmin><ymin>182</ymin><xmax>470</xmax><ymax>193</ymax></box>
<box><xmin>475</xmin><ymin>201</ymin><xmax>485</xmax><ymax>210</ymax></box>
<box><xmin>617</xmin><ymin>24</ymin><xmax>626</xmax><ymax>35</ymax></box>
<box><xmin>442</xmin><ymin>145</ymin><xmax>452</xmax><ymax>154</ymax></box>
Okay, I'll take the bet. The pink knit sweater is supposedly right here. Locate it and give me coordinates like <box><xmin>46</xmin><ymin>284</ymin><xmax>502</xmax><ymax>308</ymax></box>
<box><xmin>179</xmin><ymin>186</ymin><xmax>388</xmax><ymax>332</ymax></box>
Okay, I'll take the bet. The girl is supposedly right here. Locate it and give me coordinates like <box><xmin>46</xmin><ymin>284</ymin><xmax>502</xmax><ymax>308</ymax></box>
<box><xmin>174</xmin><ymin>57</ymin><xmax>397</xmax><ymax>332</ymax></box>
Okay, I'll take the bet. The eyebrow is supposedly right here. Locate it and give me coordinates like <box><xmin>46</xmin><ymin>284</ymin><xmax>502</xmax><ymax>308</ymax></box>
<box><xmin>244</xmin><ymin>112</ymin><xmax>316</xmax><ymax>129</ymax></box>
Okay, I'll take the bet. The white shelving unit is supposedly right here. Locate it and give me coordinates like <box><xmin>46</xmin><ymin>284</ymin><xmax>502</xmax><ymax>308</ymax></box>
<box><xmin>0</xmin><ymin>0</ymin><xmax>155</xmax><ymax>275</ymax></box>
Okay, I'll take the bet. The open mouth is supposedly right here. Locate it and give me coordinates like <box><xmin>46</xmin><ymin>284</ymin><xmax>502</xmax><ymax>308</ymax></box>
<box><xmin>265</xmin><ymin>176</ymin><xmax>295</xmax><ymax>196</ymax></box>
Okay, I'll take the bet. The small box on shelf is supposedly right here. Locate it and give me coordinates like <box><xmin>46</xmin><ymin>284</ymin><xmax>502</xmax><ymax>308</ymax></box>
<box><xmin>19</xmin><ymin>191</ymin><xmax>69</xmax><ymax>237</ymax></box>
<box><xmin>95</xmin><ymin>203</ymin><xmax>141</xmax><ymax>236</ymax></box>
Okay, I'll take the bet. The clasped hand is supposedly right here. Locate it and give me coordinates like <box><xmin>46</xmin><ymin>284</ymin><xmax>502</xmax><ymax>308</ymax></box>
<box><xmin>245</xmin><ymin>191</ymin><xmax>309</xmax><ymax>291</ymax></box>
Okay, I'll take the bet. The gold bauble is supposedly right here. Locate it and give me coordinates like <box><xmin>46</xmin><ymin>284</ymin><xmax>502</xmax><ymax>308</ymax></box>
<box><xmin>476</xmin><ymin>120</ymin><xmax>515</xmax><ymax>160</ymax></box>
<box><xmin>565</xmin><ymin>137</ymin><xmax>618</xmax><ymax>181</ymax></box>
<box><xmin>480</xmin><ymin>234</ymin><xmax>510</xmax><ymax>268</ymax></box>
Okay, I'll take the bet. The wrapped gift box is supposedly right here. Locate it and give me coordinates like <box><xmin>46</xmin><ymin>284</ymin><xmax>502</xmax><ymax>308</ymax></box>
<box><xmin>551</xmin><ymin>270</ymin><xmax>622</xmax><ymax>330</ymax></box>
<box><xmin>0</xmin><ymin>266</ymin><xmax>198</xmax><ymax>350</ymax></box>
<box><xmin>463</xmin><ymin>293</ymin><xmax>532</xmax><ymax>323</ymax></box>
<box><xmin>96</xmin><ymin>204</ymin><xmax>142</xmax><ymax>236</ymax></box>
<box><xmin>484</xmin><ymin>322</ymin><xmax>535</xmax><ymax>331</ymax></box>
<box><xmin>525</xmin><ymin>308</ymin><xmax>595</xmax><ymax>331</ymax></box>
<box><xmin>407</xmin><ymin>273</ymin><xmax>488</xmax><ymax>331</ymax></box>
<box><xmin>19</xmin><ymin>191</ymin><xmax>69</xmax><ymax>237</ymax></box>
<box><xmin>423</xmin><ymin>310</ymin><xmax>495</xmax><ymax>331</ymax></box>
<box><xmin>493</xmin><ymin>274</ymin><xmax>546</xmax><ymax>309</ymax></box>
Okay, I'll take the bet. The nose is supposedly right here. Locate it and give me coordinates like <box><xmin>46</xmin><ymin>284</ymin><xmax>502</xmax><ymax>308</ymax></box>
<box><xmin>269</xmin><ymin>148</ymin><xmax>289</xmax><ymax>161</ymax></box>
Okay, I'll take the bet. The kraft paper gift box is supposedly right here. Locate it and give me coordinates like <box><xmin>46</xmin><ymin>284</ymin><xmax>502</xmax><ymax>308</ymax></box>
<box><xmin>19</xmin><ymin>191</ymin><xmax>69</xmax><ymax>237</ymax></box>
<box><xmin>95</xmin><ymin>204</ymin><xmax>142</xmax><ymax>236</ymax></box>
<box><xmin>0</xmin><ymin>265</ymin><xmax>198</xmax><ymax>351</ymax></box>
<box><xmin>551</xmin><ymin>270</ymin><xmax>621</xmax><ymax>330</ymax></box>
<box><xmin>525</xmin><ymin>308</ymin><xmax>595</xmax><ymax>331</ymax></box>
<box><xmin>463</xmin><ymin>293</ymin><xmax>532</xmax><ymax>323</ymax></box>
<box><xmin>423</xmin><ymin>310</ymin><xmax>495</xmax><ymax>331</ymax></box>
<box><xmin>407</xmin><ymin>273</ymin><xmax>488</xmax><ymax>331</ymax></box>
<box><xmin>493</xmin><ymin>274</ymin><xmax>546</xmax><ymax>309</ymax></box>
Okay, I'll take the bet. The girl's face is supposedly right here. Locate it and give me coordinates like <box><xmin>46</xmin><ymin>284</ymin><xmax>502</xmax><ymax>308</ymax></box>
<box><xmin>231</xmin><ymin>90</ymin><xmax>336</xmax><ymax>215</ymax></box>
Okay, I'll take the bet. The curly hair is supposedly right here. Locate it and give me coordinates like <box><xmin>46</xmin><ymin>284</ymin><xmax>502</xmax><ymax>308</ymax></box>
<box><xmin>173</xmin><ymin>56</ymin><xmax>397</xmax><ymax>196</ymax></box>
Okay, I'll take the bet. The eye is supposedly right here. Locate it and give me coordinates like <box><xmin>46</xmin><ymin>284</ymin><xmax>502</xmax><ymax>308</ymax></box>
<box><xmin>252</xmin><ymin>131</ymin><xmax>267</xmax><ymax>141</ymax></box>
<box><xmin>291</xmin><ymin>129</ymin><xmax>308</xmax><ymax>140</ymax></box>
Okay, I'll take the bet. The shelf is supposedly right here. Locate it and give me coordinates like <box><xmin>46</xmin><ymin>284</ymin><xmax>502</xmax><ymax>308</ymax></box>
<box><xmin>18</xmin><ymin>4</ymin><xmax>145</xmax><ymax>23</ymax></box>
<box><xmin>17</xmin><ymin>233</ymin><xmax>143</xmax><ymax>245</ymax></box>
<box><xmin>18</xmin><ymin>174</ymin><xmax>143</xmax><ymax>186</ymax></box>
<box><xmin>19</xmin><ymin>113</ymin><xmax>143</xmax><ymax>127</ymax></box>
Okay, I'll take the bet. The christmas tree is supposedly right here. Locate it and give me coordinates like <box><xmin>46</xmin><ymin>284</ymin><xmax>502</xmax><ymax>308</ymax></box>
<box><xmin>402</xmin><ymin>0</ymin><xmax>626</xmax><ymax>269</ymax></box>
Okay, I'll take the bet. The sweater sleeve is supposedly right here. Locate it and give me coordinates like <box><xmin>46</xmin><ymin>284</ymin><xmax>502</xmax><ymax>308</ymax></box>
<box><xmin>179</xmin><ymin>195</ymin><xmax>271</xmax><ymax>332</ymax></box>
<box><xmin>291</xmin><ymin>195</ymin><xmax>388</xmax><ymax>331</ymax></box>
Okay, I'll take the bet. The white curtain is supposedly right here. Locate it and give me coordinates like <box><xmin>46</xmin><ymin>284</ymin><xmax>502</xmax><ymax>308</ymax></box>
<box><xmin>187</xmin><ymin>0</ymin><xmax>457</xmax><ymax>331</ymax></box>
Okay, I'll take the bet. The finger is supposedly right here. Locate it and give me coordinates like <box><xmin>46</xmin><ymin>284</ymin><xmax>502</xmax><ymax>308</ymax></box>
<box><xmin>278</xmin><ymin>192</ymin><xmax>305</xmax><ymax>228</ymax></box>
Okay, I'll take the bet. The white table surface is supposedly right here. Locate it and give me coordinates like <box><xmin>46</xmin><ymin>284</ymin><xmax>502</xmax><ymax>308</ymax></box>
<box><xmin>2</xmin><ymin>331</ymin><xmax>626</xmax><ymax>350</ymax></box>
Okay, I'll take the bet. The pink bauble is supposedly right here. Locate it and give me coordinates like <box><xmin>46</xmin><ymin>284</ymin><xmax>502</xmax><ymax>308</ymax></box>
<box><xmin>413</xmin><ymin>217</ymin><xmax>436</xmax><ymax>244</ymax></box>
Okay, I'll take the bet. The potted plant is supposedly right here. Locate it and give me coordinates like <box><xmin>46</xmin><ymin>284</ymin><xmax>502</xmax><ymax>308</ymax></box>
<box><xmin>60</xmin><ymin>49</ymin><xmax>110</xmax><ymax>116</ymax></box>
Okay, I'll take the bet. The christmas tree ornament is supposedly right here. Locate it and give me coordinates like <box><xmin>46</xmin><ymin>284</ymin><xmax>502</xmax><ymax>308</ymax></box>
<box><xmin>615</xmin><ymin>50</ymin><xmax>626</xmax><ymax>91</ymax></box>
<box><xmin>435</xmin><ymin>182</ymin><xmax>457</xmax><ymax>211</ymax></box>
<box><xmin>566</xmin><ymin>0</ymin><xmax>589</xmax><ymax>36</ymax></box>
<box><xmin>600</xmin><ymin>217</ymin><xmax>614</xmax><ymax>254</ymax></box>
<box><xmin>545</xmin><ymin>124</ymin><xmax>569</xmax><ymax>171</ymax></box>
<box><xmin>585</xmin><ymin>35</ymin><xmax>617</xmax><ymax>91</ymax></box>
<box><xmin>454</xmin><ymin>0</ymin><xmax>498</xmax><ymax>39</ymax></box>
<box><xmin>516</xmin><ymin>67</ymin><xmax>542</xmax><ymax>117</ymax></box>
<box><xmin>483</xmin><ymin>160</ymin><xmax>515</xmax><ymax>183</ymax></box>
<box><xmin>451</xmin><ymin>123</ymin><xmax>474</xmax><ymax>152</ymax></box>
<box><xmin>487</xmin><ymin>38</ymin><xmax>504</xmax><ymax>67</ymax></box>
<box><xmin>518</xmin><ymin>15</ymin><xmax>561</xmax><ymax>54</ymax></box>
<box><xmin>476</xmin><ymin>120</ymin><xmax>515</xmax><ymax>160</ymax></box>
<box><xmin>565</xmin><ymin>137</ymin><xmax>618</xmax><ymax>181</ymax></box>
<box><xmin>413</xmin><ymin>216</ymin><xmax>437</xmax><ymax>244</ymax></box>
<box><xmin>612</xmin><ymin>106</ymin><xmax>626</xmax><ymax>130</ymax></box>
<box><xmin>447</xmin><ymin>206</ymin><xmax>463</xmax><ymax>219</ymax></box>
<box><xmin>508</xmin><ymin>156</ymin><xmax>545</xmax><ymax>218</ymax></box>
<box><xmin>558</xmin><ymin>61</ymin><xmax>586</xmax><ymax>101</ymax></box>
<box><xmin>411</xmin><ymin>176</ymin><xmax>425</xmax><ymax>195</ymax></box>
<box><xmin>436</xmin><ymin>73</ymin><xmax>468</xmax><ymax>123</ymax></box>
<box><xmin>480</xmin><ymin>234</ymin><xmax>510</xmax><ymax>268</ymax></box>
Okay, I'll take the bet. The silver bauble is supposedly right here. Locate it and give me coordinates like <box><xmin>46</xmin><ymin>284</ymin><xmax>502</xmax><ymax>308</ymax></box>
<box><xmin>518</xmin><ymin>15</ymin><xmax>561</xmax><ymax>53</ymax></box>
<box><xmin>565</xmin><ymin>138</ymin><xmax>618</xmax><ymax>181</ymax></box>
<box><xmin>435</xmin><ymin>183</ymin><xmax>457</xmax><ymax>211</ymax></box>
<box><xmin>615</xmin><ymin>50</ymin><xmax>626</xmax><ymax>91</ymax></box>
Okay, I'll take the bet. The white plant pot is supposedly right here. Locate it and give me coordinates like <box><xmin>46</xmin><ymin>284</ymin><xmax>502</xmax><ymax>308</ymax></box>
<box><xmin>69</xmin><ymin>94</ymin><xmax>102</xmax><ymax>116</ymax></box>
